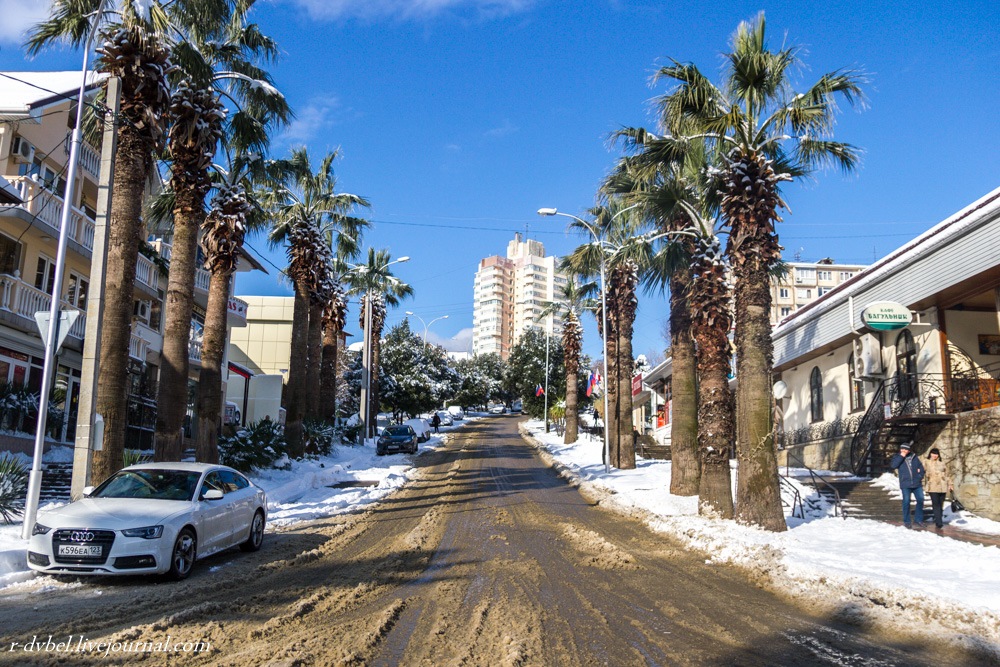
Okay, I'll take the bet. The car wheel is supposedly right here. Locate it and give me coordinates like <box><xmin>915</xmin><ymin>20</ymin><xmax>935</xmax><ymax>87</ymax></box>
<box><xmin>168</xmin><ymin>528</ymin><xmax>197</xmax><ymax>580</ymax></box>
<box><xmin>376</xmin><ymin>449</ymin><xmax>385</xmax><ymax>456</ymax></box>
<box><xmin>240</xmin><ymin>510</ymin><xmax>265</xmax><ymax>553</ymax></box>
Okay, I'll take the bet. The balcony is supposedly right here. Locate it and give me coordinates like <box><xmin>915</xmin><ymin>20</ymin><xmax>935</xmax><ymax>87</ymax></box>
<box><xmin>188</xmin><ymin>337</ymin><xmax>203</xmax><ymax>363</ymax></box>
<box><xmin>129</xmin><ymin>331</ymin><xmax>149</xmax><ymax>361</ymax></box>
<box><xmin>3</xmin><ymin>176</ymin><xmax>95</xmax><ymax>253</ymax></box>
<box><xmin>0</xmin><ymin>272</ymin><xmax>86</xmax><ymax>343</ymax></box>
<box><xmin>149</xmin><ymin>239</ymin><xmax>210</xmax><ymax>296</ymax></box>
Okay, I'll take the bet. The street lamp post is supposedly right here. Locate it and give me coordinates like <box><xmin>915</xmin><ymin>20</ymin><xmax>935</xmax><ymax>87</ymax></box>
<box><xmin>404</xmin><ymin>311</ymin><xmax>449</xmax><ymax>348</ymax></box>
<box><xmin>356</xmin><ymin>256</ymin><xmax>409</xmax><ymax>443</ymax></box>
<box><xmin>22</xmin><ymin>2</ymin><xmax>108</xmax><ymax>539</ymax></box>
<box><xmin>544</xmin><ymin>316</ymin><xmax>550</xmax><ymax>433</ymax></box>
<box><xmin>537</xmin><ymin>205</ymin><xmax>639</xmax><ymax>474</ymax></box>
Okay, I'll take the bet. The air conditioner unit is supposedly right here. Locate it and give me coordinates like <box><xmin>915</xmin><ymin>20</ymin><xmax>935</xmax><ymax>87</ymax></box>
<box><xmin>12</xmin><ymin>137</ymin><xmax>35</xmax><ymax>164</ymax></box>
<box><xmin>853</xmin><ymin>333</ymin><xmax>884</xmax><ymax>378</ymax></box>
<box><xmin>133</xmin><ymin>299</ymin><xmax>151</xmax><ymax>324</ymax></box>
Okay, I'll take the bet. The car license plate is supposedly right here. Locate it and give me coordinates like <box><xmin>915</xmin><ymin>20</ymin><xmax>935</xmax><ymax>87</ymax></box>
<box><xmin>58</xmin><ymin>544</ymin><xmax>102</xmax><ymax>557</ymax></box>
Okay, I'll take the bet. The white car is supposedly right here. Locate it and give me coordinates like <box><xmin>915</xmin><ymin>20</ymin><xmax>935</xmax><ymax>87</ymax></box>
<box><xmin>404</xmin><ymin>418</ymin><xmax>432</xmax><ymax>442</ymax></box>
<box><xmin>27</xmin><ymin>462</ymin><xmax>267</xmax><ymax>580</ymax></box>
<box><xmin>489</xmin><ymin>404</ymin><xmax>506</xmax><ymax>414</ymax></box>
<box><xmin>435</xmin><ymin>410</ymin><xmax>454</xmax><ymax>426</ymax></box>
<box><xmin>446</xmin><ymin>406</ymin><xmax>465</xmax><ymax>421</ymax></box>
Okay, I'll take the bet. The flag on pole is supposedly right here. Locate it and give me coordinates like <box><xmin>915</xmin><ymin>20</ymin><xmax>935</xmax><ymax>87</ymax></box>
<box><xmin>535</xmin><ymin>384</ymin><xmax>544</xmax><ymax>397</ymax></box>
<box><xmin>586</xmin><ymin>371</ymin><xmax>601</xmax><ymax>397</ymax></box>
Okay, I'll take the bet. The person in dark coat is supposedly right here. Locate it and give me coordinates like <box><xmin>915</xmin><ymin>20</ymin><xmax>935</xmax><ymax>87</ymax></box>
<box><xmin>431</xmin><ymin>412</ymin><xmax>441</xmax><ymax>433</ymax></box>
<box><xmin>890</xmin><ymin>441</ymin><xmax>926</xmax><ymax>527</ymax></box>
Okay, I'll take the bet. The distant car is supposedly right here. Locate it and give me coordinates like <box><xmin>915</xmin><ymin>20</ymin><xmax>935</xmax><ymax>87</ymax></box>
<box><xmin>27</xmin><ymin>462</ymin><xmax>266</xmax><ymax>581</ymax></box>
<box><xmin>489</xmin><ymin>404</ymin><xmax>506</xmax><ymax>415</ymax></box>
<box><xmin>404</xmin><ymin>418</ymin><xmax>432</xmax><ymax>442</ymax></box>
<box><xmin>377</xmin><ymin>424</ymin><xmax>418</xmax><ymax>455</ymax></box>
<box><xmin>435</xmin><ymin>410</ymin><xmax>454</xmax><ymax>426</ymax></box>
<box><xmin>511</xmin><ymin>400</ymin><xmax>523</xmax><ymax>413</ymax></box>
<box><xmin>446</xmin><ymin>406</ymin><xmax>465</xmax><ymax>420</ymax></box>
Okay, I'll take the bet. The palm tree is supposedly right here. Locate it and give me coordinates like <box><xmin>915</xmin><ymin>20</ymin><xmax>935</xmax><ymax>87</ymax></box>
<box><xmin>563</xmin><ymin>203</ymin><xmax>654</xmax><ymax>469</ymax></box>
<box><xmin>29</xmin><ymin>3</ymin><xmax>173</xmax><ymax>483</ymax></box>
<box><xmin>266</xmin><ymin>149</ymin><xmax>370</xmax><ymax>454</ymax></box>
<box><xmin>539</xmin><ymin>277</ymin><xmax>597</xmax><ymax>444</ymax></box>
<box><xmin>153</xmin><ymin>5</ymin><xmax>288</xmax><ymax>462</ymax></box>
<box><xmin>603</xmin><ymin>152</ymin><xmax>701</xmax><ymax>495</ymax></box>
<box><xmin>319</xmin><ymin>280</ymin><xmax>348</xmax><ymax>420</ymax></box>
<box><xmin>653</xmin><ymin>12</ymin><xmax>866</xmax><ymax>530</ymax></box>
<box><xmin>345</xmin><ymin>248</ymin><xmax>414</xmax><ymax>434</ymax></box>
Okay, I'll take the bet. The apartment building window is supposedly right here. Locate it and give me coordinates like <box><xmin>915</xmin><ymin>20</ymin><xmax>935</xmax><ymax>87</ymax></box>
<box><xmin>796</xmin><ymin>268</ymin><xmax>816</xmax><ymax>283</ymax></box>
<box><xmin>796</xmin><ymin>288</ymin><xmax>812</xmax><ymax>300</ymax></box>
<box><xmin>839</xmin><ymin>271</ymin><xmax>854</xmax><ymax>281</ymax></box>
<box><xmin>817</xmin><ymin>287</ymin><xmax>831</xmax><ymax>297</ymax></box>
<box><xmin>817</xmin><ymin>270</ymin><xmax>832</xmax><ymax>281</ymax></box>
<box><xmin>0</xmin><ymin>233</ymin><xmax>22</xmax><ymax>275</ymax></box>
<box><xmin>778</xmin><ymin>288</ymin><xmax>790</xmax><ymax>299</ymax></box>
<box><xmin>810</xmin><ymin>367</ymin><xmax>824</xmax><ymax>422</ymax></box>
<box><xmin>67</xmin><ymin>273</ymin><xmax>89</xmax><ymax>309</ymax></box>
<box><xmin>35</xmin><ymin>255</ymin><xmax>56</xmax><ymax>295</ymax></box>
<box><xmin>780</xmin><ymin>307</ymin><xmax>792</xmax><ymax>317</ymax></box>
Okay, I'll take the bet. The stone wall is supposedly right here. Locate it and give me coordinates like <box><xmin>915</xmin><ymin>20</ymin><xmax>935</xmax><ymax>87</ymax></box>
<box><xmin>921</xmin><ymin>406</ymin><xmax>1000</xmax><ymax>521</ymax></box>
<box><xmin>777</xmin><ymin>436</ymin><xmax>852</xmax><ymax>472</ymax></box>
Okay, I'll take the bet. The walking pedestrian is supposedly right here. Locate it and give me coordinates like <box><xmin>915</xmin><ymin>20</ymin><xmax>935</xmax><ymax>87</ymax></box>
<box><xmin>431</xmin><ymin>412</ymin><xmax>441</xmax><ymax>434</ymax></box>
<box><xmin>890</xmin><ymin>441</ymin><xmax>926</xmax><ymax>528</ymax></box>
<box><xmin>924</xmin><ymin>447</ymin><xmax>953</xmax><ymax>529</ymax></box>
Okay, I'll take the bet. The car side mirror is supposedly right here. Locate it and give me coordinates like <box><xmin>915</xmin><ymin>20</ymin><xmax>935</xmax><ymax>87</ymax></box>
<box><xmin>81</xmin><ymin>486</ymin><xmax>94</xmax><ymax>497</ymax></box>
<box><xmin>202</xmin><ymin>489</ymin><xmax>225</xmax><ymax>501</ymax></box>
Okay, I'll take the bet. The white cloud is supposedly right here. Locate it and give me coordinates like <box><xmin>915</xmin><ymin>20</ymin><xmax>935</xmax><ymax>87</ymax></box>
<box><xmin>277</xmin><ymin>94</ymin><xmax>353</xmax><ymax>147</ymax></box>
<box><xmin>484</xmin><ymin>118</ymin><xmax>518</xmax><ymax>138</ymax></box>
<box><xmin>284</xmin><ymin>0</ymin><xmax>533</xmax><ymax>22</ymax></box>
<box><xmin>0</xmin><ymin>0</ymin><xmax>49</xmax><ymax>45</ymax></box>
<box><xmin>426</xmin><ymin>326</ymin><xmax>473</xmax><ymax>353</ymax></box>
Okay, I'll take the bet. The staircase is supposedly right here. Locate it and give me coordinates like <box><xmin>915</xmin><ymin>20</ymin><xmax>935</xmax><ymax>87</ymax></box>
<box><xmin>815</xmin><ymin>479</ymin><xmax>926</xmax><ymax>522</ymax></box>
<box><xmin>39</xmin><ymin>462</ymin><xmax>73</xmax><ymax>503</ymax></box>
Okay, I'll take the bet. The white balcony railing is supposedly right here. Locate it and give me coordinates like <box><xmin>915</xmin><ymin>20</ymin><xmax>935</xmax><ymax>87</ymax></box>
<box><xmin>149</xmin><ymin>239</ymin><xmax>210</xmax><ymax>293</ymax></box>
<box><xmin>194</xmin><ymin>267</ymin><xmax>210</xmax><ymax>292</ymax></box>
<box><xmin>135</xmin><ymin>254</ymin><xmax>157</xmax><ymax>290</ymax></box>
<box><xmin>0</xmin><ymin>272</ymin><xmax>87</xmax><ymax>340</ymax></box>
<box><xmin>129</xmin><ymin>331</ymin><xmax>149</xmax><ymax>361</ymax></box>
<box><xmin>5</xmin><ymin>176</ymin><xmax>95</xmax><ymax>252</ymax></box>
<box><xmin>188</xmin><ymin>338</ymin><xmax>203</xmax><ymax>362</ymax></box>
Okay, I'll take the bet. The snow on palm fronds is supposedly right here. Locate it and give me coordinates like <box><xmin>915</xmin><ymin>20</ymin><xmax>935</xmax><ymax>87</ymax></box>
<box><xmin>0</xmin><ymin>454</ymin><xmax>28</xmax><ymax>524</ymax></box>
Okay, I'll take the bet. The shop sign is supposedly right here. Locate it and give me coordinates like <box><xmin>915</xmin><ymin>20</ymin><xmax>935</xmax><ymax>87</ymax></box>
<box><xmin>861</xmin><ymin>301</ymin><xmax>912</xmax><ymax>331</ymax></box>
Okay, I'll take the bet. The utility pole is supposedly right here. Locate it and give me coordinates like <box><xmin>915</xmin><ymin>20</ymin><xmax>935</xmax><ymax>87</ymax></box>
<box><xmin>71</xmin><ymin>77</ymin><xmax>120</xmax><ymax>500</ymax></box>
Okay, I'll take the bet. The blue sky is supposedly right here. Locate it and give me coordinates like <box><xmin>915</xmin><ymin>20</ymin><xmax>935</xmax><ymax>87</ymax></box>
<box><xmin>3</xmin><ymin>0</ymin><xmax>999</xmax><ymax>360</ymax></box>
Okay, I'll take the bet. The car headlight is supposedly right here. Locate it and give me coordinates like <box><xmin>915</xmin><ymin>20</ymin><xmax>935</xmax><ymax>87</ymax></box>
<box><xmin>121</xmin><ymin>525</ymin><xmax>164</xmax><ymax>539</ymax></box>
<box><xmin>32</xmin><ymin>523</ymin><xmax>51</xmax><ymax>536</ymax></box>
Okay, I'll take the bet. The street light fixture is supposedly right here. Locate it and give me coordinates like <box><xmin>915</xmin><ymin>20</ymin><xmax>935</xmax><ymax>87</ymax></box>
<box><xmin>537</xmin><ymin>204</ymin><xmax>639</xmax><ymax>474</ymax></box>
<box><xmin>355</xmin><ymin>255</ymin><xmax>409</xmax><ymax>443</ymax></box>
<box><xmin>404</xmin><ymin>311</ymin><xmax>449</xmax><ymax>348</ymax></box>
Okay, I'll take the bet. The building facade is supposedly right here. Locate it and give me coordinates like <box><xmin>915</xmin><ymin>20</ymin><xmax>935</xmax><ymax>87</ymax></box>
<box><xmin>472</xmin><ymin>234</ymin><xmax>566</xmax><ymax>360</ymax></box>
<box><xmin>0</xmin><ymin>71</ymin><xmax>254</xmax><ymax>455</ymax></box>
<box><xmin>772</xmin><ymin>187</ymin><xmax>1000</xmax><ymax>520</ymax></box>
<box><xmin>771</xmin><ymin>260</ymin><xmax>867</xmax><ymax>324</ymax></box>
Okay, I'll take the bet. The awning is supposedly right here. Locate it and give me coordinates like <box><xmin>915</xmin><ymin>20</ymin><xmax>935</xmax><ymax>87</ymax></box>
<box><xmin>227</xmin><ymin>361</ymin><xmax>254</xmax><ymax>379</ymax></box>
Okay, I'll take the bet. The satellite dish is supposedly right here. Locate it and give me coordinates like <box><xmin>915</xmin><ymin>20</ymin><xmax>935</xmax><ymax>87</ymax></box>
<box><xmin>772</xmin><ymin>380</ymin><xmax>788</xmax><ymax>400</ymax></box>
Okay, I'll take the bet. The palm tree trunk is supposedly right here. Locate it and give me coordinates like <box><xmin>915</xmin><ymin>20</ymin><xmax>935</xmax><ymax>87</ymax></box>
<box><xmin>91</xmin><ymin>128</ymin><xmax>150</xmax><ymax>484</ymax></box>
<box><xmin>694</xmin><ymin>320</ymin><xmax>735</xmax><ymax>518</ymax></box>
<box><xmin>194</xmin><ymin>268</ymin><xmax>231</xmax><ymax>464</ymax></box>
<box><xmin>284</xmin><ymin>279</ymin><xmax>310</xmax><ymax>457</ymax></box>
<box><xmin>564</xmin><ymin>353</ymin><xmax>579</xmax><ymax>444</ymax></box>
<box><xmin>305</xmin><ymin>301</ymin><xmax>324</xmax><ymax>419</ymax></box>
<box><xmin>669</xmin><ymin>268</ymin><xmax>700</xmax><ymax>495</ymax></box>
<box><xmin>370</xmin><ymin>333</ymin><xmax>382</xmax><ymax>429</ymax></box>
<box><xmin>615</xmin><ymin>294</ymin><xmax>637</xmax><ymax>470</ymax></box>
<box><xmin>153</xmin><ymin>190</ymin><xmax>203</xmax><ymax>461</ymax></box>
<box><xmin>319</xmin><ymin>320</ymin><xmax>339</xmax><ymax>420</ymax></box>
<box><xmin>601</xmin><ymin>302</ymin><xmax>619</xmax><ymax>467</ymax></box>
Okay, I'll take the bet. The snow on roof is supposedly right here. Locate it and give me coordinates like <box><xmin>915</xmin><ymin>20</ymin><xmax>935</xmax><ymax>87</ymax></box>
<box><xmin>773</xmin><ymin>185</ymin><xmax>1000</xmax><ymax>339</ymax></box>
<box><xmin>0</xmin><ymin>71</ymin><xmax>105</xmax><ymax>117</ymax></box>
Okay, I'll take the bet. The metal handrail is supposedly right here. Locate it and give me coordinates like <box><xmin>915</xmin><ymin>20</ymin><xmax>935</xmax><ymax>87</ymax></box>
<box><xmin>850</xmin><ymin>380</ymin><xmax>886</xmax><ymax>475</ymax></box>
<box><xmin>785</xmin><ymin>449</ymin><xmax>847</xmax><ymax>519</ymax></box>
<box><xmin>777</xmin><ymin>474</ymin><xmax>805</xmax><ymax>519</ymax></box>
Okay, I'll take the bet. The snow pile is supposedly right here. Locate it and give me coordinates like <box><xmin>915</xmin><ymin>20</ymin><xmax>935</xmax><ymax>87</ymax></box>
<box><xmin>520</xmin><ymin>419</ymin><xmax>1000</xmax><ymax>652</ymax></box>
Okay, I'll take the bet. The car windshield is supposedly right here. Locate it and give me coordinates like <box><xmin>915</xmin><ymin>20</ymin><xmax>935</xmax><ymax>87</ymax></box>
<box><xmin>91</xmin><ymin>470</ymin><xmax>201</xmax><ymax>501</ymax></box>
<box><xmin>384</xmin><ymin>426</ymin><xmax>411</xmax><ymax>436</ymax></box>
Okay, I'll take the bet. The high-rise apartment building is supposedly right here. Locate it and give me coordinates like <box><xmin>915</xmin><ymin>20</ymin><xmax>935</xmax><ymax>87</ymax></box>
<box><xmin>771</xmin><ymin>259</ymin><xmax>867</xmax><ymax>324</ymax></box>
<box><xmin>472</xmin><ymin>234</ymin><xmax>567</xmax><ymax>359</ymax></box>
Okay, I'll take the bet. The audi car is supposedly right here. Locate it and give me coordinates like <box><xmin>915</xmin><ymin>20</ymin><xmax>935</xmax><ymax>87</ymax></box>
<box><xmin>27</xmin><ymin>462</ymin><xmax>267</xmax><ymax>580</ymax></box>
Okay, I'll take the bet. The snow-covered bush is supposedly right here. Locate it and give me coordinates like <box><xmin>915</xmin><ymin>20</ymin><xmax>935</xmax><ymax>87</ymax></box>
<box><xmin>0</xmin><ymin>382</ymin><xmax>37</xmax><ymax>432</ymax></box>
<box><xmin>218</xmin><ymin>418</ymin><xmax>288</xmax><ymax>472</ymax></box>
<box><xmin>304</xmin><ymin>419</ymin><xmax>336</xmax><ymax>457</ymax></box>
<box><xmin>0</xmin><ymin>453</ymin><xmax>28</xmax><ymax>524</ymax></box>
<box><xmin>123</xmin><ymin>449</ymin><xmax>152</xmax><ymax>467</ymax></box>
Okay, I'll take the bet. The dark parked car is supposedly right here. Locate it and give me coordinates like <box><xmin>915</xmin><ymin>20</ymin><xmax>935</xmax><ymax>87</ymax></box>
<box><xmin>377</xmin><ymin>424</ymin><xmax>419</xmax><ymax>455</ymax></box>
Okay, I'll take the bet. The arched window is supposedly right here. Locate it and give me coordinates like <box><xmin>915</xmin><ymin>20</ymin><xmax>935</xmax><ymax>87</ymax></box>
<box><xmin>848</xmin><ymin>353</ymin><xmax>865</xmax><ymax>412</ymax></box>
<box><xmin>895</xmin><ymin>330</ymin><xmax>918</xmax><ymax>401</ymax></box>
<box><xmin>810</xmin><ymin>366</ymin><xmax>824</xmax><ymax>422</ymax></box>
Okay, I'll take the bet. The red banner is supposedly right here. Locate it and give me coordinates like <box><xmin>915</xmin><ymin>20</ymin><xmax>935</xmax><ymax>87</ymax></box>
<box><xmin>631</xmin><ymin>373</ymin><xmax>643</xmax><ymax>396</ymax></box>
